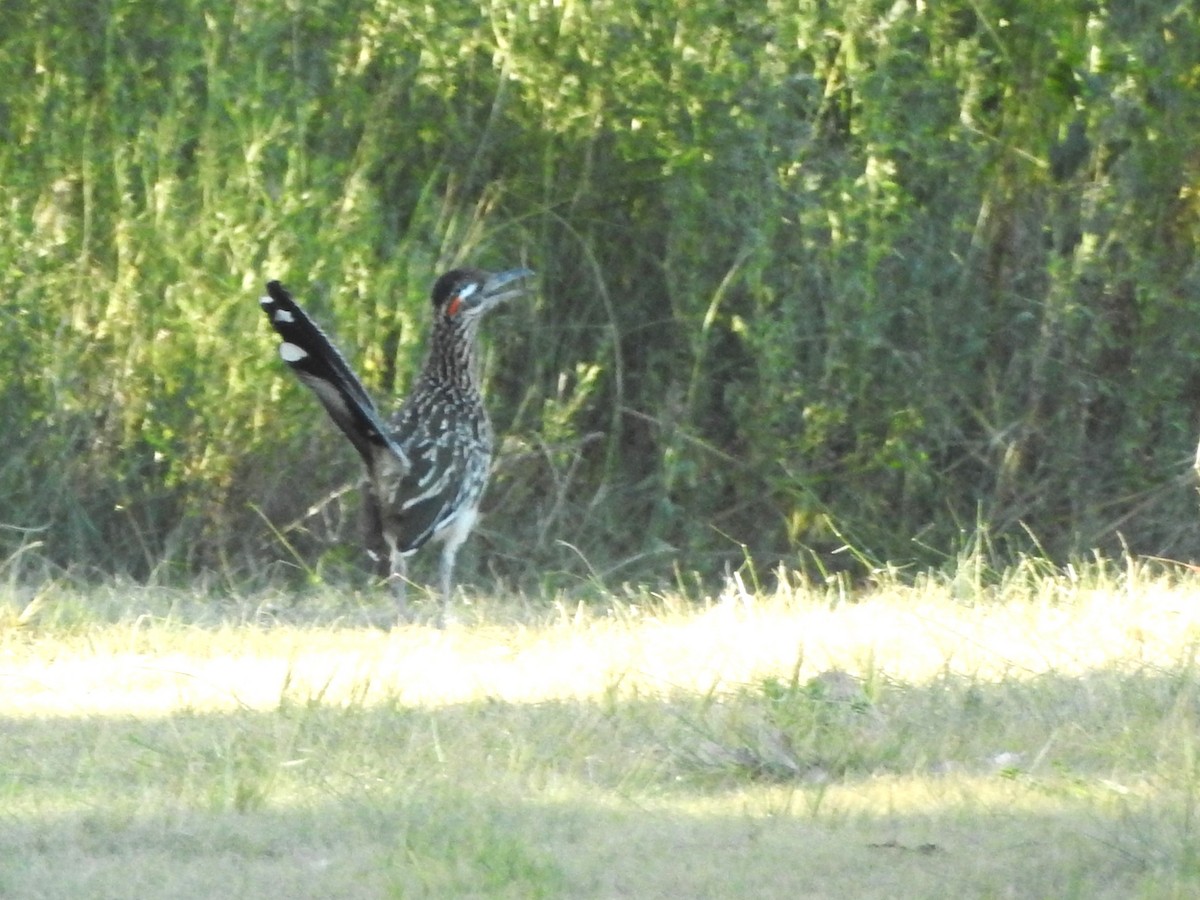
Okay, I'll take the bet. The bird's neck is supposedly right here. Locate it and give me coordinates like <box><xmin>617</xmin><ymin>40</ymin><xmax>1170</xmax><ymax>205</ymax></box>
<box><xmin>421</xmin><ymin>319</ymin><xmax>482</xmax><ymax>394</ymax></box>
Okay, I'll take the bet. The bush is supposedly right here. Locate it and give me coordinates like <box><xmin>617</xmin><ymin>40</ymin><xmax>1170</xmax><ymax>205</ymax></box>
<box><xmin>0</xmin><ymin>0</ymin><xmax>1197</xmax><ymax>588</ymax></box>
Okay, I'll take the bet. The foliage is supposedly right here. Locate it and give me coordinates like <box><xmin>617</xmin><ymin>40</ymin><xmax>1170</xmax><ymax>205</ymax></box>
<box><xmin>0</xmin><ymin>0</ymin><xmax>1197</xmax><ymax>585</ymax></box>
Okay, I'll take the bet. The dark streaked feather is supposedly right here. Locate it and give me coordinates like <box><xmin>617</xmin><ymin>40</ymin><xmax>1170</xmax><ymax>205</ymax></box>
<box><xmin>382</xmin><ymin>433</ymin><xmax>488</xmax><ymax>554</ymax></box>
<box><xmin>260</xmin><ymin>281</ymin><xmax>407</xmax><ymax>467</ymax></box>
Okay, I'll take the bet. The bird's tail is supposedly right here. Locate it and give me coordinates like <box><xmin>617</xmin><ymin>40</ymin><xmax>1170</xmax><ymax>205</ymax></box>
<box><xmin>260</xmin><ymin>281</ymin><xmax>407</xmax><ymax>466</ymax></box>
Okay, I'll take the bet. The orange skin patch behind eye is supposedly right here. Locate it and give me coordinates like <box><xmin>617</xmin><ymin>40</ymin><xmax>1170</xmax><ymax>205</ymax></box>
<box><xmin>447</xmin><ymin>295</ymin><xmax>462</xmax><ymax>317</ymax></box>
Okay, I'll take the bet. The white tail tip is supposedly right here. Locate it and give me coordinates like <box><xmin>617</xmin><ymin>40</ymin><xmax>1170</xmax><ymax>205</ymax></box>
<box><xmin>279</xmin><ymin>342</ymin><xmax>308</xmax><ymax>363</ymax></box>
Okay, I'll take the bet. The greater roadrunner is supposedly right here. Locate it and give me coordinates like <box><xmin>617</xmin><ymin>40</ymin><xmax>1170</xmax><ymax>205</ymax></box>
<box><xmin>259</xmin><ymin>267</ymin><xmax>533</xmax><ymax>625</ymax></box>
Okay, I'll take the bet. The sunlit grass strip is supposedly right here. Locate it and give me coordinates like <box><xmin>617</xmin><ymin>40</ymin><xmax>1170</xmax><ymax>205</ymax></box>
<box><xmin>3</xmin><ymin>560</ymin><xmax>1199</xmax><ymax>718</ymax></box>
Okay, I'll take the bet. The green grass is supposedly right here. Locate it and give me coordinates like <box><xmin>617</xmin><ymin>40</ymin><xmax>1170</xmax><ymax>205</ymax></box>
<box><xmin>3</xmin><ymin>558</ymin><xmax>1200</xmax><ymax>898</ymax></box>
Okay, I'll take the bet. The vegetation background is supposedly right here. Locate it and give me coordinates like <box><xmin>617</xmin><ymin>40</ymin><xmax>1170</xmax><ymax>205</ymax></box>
<box><xmin>4</xmin><ymin>5</ymin><xmax>1200</xmax><ymax>895</ymax></box>
<box><xmin>1</xmin><ymin>0</ymin><xmax>1197</xmax><ymax>591</ymax></box>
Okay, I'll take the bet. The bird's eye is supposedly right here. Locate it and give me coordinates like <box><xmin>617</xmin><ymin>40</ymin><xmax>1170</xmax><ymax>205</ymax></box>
<box><xmin>446</xmin><ymin>282</ymin><xmax>479</xmax><ymax>317</ymax></box>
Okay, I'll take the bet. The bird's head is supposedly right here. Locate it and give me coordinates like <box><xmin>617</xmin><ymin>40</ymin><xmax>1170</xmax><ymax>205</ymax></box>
<box><xmin>430</xmin><ymin>267</ymin><xmax>534</xmax><ymax>322</ymax></box>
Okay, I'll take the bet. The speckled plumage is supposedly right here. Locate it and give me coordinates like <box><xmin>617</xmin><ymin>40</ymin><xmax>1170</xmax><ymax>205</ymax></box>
<box><xmin>260</xmin><ymin>267</ymin><xmax>532</xmax><ymax>625</ymax></box>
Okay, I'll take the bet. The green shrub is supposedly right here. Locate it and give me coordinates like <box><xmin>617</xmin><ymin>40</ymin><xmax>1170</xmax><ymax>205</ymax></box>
<box><xmin>0</xmin><ymin>0</ymin><xmax>1196</xmax><ymax>587</ymax></box>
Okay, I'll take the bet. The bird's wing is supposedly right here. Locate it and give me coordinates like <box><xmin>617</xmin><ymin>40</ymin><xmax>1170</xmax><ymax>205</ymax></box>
<box><xmin>383</xmin><ymin>432</ymin><xmax>489</xmax><ymax>554</ymax></box>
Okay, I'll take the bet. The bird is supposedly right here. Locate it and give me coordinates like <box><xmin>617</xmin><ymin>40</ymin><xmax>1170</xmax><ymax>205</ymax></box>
<box><xmin>259</xmin><ymin>267</ymin><xmax>534</xmax><ymax>625</ymax></box>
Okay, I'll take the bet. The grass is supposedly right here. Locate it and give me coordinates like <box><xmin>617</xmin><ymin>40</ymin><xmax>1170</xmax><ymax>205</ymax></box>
<box><xmin>3</xmin><ymin>557</ymin><xmax>1200</xmax><ymax>898</ymax></box>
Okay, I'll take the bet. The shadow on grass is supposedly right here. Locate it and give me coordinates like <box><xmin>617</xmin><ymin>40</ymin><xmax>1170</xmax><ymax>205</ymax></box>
<box><xmin>2</xmin><ymin>665</ymin><xmax>1199</xmax><ymax>898</ymax></box>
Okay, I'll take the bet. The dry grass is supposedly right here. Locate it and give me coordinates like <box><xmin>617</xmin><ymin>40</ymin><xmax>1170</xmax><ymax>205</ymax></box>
<box><xmin>2</xmin><ymin>558</ymin><xmax>1200</xmax><ymax>898</ymax></box>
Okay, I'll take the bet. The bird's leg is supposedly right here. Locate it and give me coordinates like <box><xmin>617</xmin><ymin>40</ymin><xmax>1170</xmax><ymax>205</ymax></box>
<box><xmin>386</xmin><ymin>536</ymin><xmax>411</xmax><ymax>624</ymax></box>
<box><xmin>436</xmin><ymin>542</ymin><xmax>459</xmax><ymax>629</ymax></box>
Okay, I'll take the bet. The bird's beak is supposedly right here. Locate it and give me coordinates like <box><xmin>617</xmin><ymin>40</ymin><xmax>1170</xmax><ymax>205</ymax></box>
<box><xmin>478</xmin><ymin>268</ymin><xmax>535</xmax><ymax>308</ymax></box>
